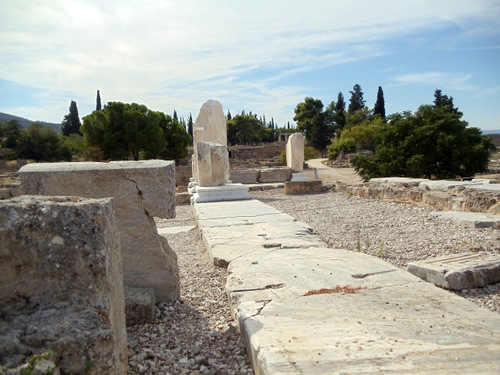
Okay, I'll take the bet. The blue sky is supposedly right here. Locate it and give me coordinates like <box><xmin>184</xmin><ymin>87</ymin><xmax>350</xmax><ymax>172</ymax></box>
<box><xmin>1</xmin><ymin>0</ymin><xmax>499</xmax><ymax>130</ymax></box>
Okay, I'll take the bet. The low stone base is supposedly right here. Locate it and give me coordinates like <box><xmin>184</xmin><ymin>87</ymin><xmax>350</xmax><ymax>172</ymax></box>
<box><xmin>192</xmin><ymin>184</ymin><xmax>252</xmax><ymax>203</ymax></box>
<box><xmin>284</xmin><ymin>180</ymin><xmax>323</xmax><ymax>195</ymax></box>
<box><xmin>291</xmin><ymin>172</ymin><xmax>310</xmax><ymax>182</ymax></box>
<box><xmin>408</xmin><ymin>252</ymin><xmax>500</xmax><ymax>290</ymax></box>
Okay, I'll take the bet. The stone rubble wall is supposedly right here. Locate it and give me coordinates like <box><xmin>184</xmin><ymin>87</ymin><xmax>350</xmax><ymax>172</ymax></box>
<box><xmin>337</xmin><ymin>177</ymin><xmax>500</xmax><ymax>214</ymax></box>
<box><xmin>0</xmin><ymin>196</ymin><xmax>127</xmax><ymax>374</ymax></box>
<box><xmin>18</xmin><ymin>161</ymin><xmax>180</xmax><ymax>303</ymax></box>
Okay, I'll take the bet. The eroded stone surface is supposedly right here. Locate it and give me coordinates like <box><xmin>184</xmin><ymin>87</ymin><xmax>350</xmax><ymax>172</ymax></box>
<box><xmin>284</xmin><ymin>180</ymin><xmax>322</xmax><ymax>194</ymax></box>
<box><xmin>408</xmin><ymin>252</ymin><xmax>500</xmax><ymax>290</ymax></box>
<box><xmin>18</xmin><ymin>161</ymin><xmax>179</xmax><ymax>303</ymax></box>
<box><xmin>0</xmin><ymin>196</ymin><xmax>127</xmax><ymax>374</ymax></box>
<box><xmin>197</xmin><ymin>141</ymin><xmax>230</xmax><ymax>187</ymax></box>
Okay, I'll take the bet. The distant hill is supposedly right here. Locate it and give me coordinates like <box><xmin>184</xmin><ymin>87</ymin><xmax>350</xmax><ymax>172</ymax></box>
<box><xmin>0</xmin><ymin>112</ymin><xmax>61</xmax><ymax>132</ymax></box>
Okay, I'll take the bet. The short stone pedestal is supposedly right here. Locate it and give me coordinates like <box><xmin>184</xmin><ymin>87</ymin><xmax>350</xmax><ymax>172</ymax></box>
<box><xmin>192</xmin><ymin>183</ymin><xmax>252</xmax><ymax>203</ymax></box>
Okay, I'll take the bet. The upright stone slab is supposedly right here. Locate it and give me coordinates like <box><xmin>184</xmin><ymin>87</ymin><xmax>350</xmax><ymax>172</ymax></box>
<box><xmin>18</xmin><ymin>161</ymin><xmax>179</xmax><ymax>303</ymax></box>
<box><xmin>192</xmin><ymin>100</ymin><xmax>227</xmax><ymax>182</ymax></box>
<box><xmin>286</xmin><ymin>132</ymin><xmax>304</xmax><ymax>172</ymax></box>
<box><xmin>197</xmin><ymin>141</ymin><xmax>230</xmax><ymax>187</ymax></box>
<box><xmin>0</xmin><ymin>196</ymin><xmax>127</xmax><ymax>374</ymax></box>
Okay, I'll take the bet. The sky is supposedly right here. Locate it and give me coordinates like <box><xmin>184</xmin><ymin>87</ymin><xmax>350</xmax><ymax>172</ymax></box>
<box><xmin>1</xmin><ymin>0</ymin><xmax>499</xmax><ymax>130</ymax></box>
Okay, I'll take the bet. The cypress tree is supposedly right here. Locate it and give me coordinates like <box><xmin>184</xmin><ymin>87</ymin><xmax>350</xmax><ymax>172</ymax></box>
<box><xmin>96</xmin><ymin>90</ymin><xmax>102</xmax><ymax>111</ymax></box>
<box><xmin>61</xmin><ymin>100</ymin><xmax>82</xmax><ymax>136</ymax></box>
<box><xmin>374</xmin><ymin>86</ymin><xmax>386</xmax><ymax>118</ymax></box>
<box><xmin>335</xmin><ymin>92</ymin><xmax>346</xmax><ymax>129</ymax></box>
<box><xmin>187</xmin><ymin>113</ymin><xmax>193</xmax><ymax>138</ymax></box>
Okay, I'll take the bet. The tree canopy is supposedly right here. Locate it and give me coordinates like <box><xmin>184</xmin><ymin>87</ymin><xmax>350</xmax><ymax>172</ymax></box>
<box><xmin>293</xmin><ymin>97</ymin><xmax>334</xmax><ymax>150</ymax></box>
<box><xmin>227</xmin><ymin>114</ymin><xmax>271</xmax><ymax>145</ymax></box>
<box><xmin>81</xmin><ymin>102</ymin><xmax>191</xmax><ymax>161</ymax></box>
<box><xmin>351</xmin><ymin>104</ymin><xmax>493</xmax><ymax>180</ymax></box>
<box><xmin>373</xmin><ymin>86</ymin><xmax>385</xmax><ymax>118</ymax></box>
<box><xmin>61</xmin><ymin>100</ymin><xmax>82</xmax><ymax>136</ymax></box>
<box><xmin>348</xmin><ymin>84</ymin><xmax>366</xmax><ymax>115</ymax></box>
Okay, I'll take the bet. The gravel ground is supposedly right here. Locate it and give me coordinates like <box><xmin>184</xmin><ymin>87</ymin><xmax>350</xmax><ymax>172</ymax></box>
<box><xmin>127</xmin><ymin>187</ymin><xmax>500</xmax><ymax>374</ymax></box>
<box><xmin>127</xmin><ymin>206</ymin><xmax>253</xmax><ymax>375</ymax></box>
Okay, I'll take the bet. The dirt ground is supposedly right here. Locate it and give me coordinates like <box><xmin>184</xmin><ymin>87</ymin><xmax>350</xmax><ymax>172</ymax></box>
<box><xmin>305</xmin><ymin>158</ymin><xmax>363</xmax><ymax>185</ymax></box>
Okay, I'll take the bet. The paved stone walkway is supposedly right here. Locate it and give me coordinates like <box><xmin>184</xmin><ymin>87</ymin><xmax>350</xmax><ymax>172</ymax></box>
<box><xmin>193</xmin><ymin>198</ymin><xmax>500</xmax><ymax>374</ymax></box>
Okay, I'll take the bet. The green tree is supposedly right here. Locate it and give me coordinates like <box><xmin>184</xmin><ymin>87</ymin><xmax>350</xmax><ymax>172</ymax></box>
<box><xmin>348</xmin><ymin>84</ymin><xmax>366</xmax><ymax>115</ymax></box>
<box><xmin>226</xmin><ymin>114</ymin><xmax>269</xmax><ymax>145</ymax></box>
<box><xmin>156</xmin><ymin>112</ymin><xmax>192</xmax><ymax>161</ymax></box>
<box><xmin>16</xmin><ymin>123</ymin><xmax>71</xmax><ymax>161</ymax></box>
<box><xmin>82</xmin><ymin>101</ymin><xmax>190</xmax><ymax>161</ymax></box>
<box><xmin>61</xmin><ymin>100</ymin><xmax>82</xmax><ymax>136</ymax></box>
<box><xmin>96</xmin><ymin>90</ymin><xmax>102</xmax><ymax>111</ymax></box>
<box><xmin>334</xmin><ymin>92</ymin><xmax>346</xmax><ymax>130</ymax></box>
<box><xmin>351</xmin><ymin>105</ymin><xmax>493</xmax><ymax>180</ymax></box>
<box><xmin>187</xmin><ymin>113</ymin><xmax>193</xmax><ymax>139</ymax></box>
<box><xmin>433</xmin><ymin>89</ymin><xmax>462</xmax><ymax>116</ymax></box>
<box><xmin>294</xmin><ymin>97</ymin><xmax>334</xmax><ymax>150</ymax></box>
<box><xmin>374</xmin><ymin>86</ymin><xmax>386</xmax><ymax>118</ymax></box>
<box><xmin>0</xmin><ymin>120</ymin><xmax>22</xmax><ymax>149</ymax></box>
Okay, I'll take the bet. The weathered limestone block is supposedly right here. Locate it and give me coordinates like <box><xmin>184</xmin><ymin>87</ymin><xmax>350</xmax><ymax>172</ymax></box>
<box><xmin>197</xmin><ymin>141</ymin><xmax>230</xmax><ymax>187</ymax></box>
<box><xmin>230</xmin><ymin>169</ymin><xmax>258</xmax><ymax>184</ymax></box>
<box><xmin>0</xmin><ymin>196</ymin><xmax>127</xmax><ymax>374</ymax></box>
<box><xmin>408</xmin><ymin>252</ymin><xmax>500</xmax><ymax>290</ymax></box>
<box><xmin>18</xmin><ymin>160</ymin><xmax>179</xmax><ymax>303</ymax></box>
<box><xmin>258</xmin><ymin>167</ymin><xmax>292</xmax><ymax>183</ymax></box>
<box><xmin>284</xmin><ymin>180</ymin><xmax>323</xmax><ymax>195</ymax></box>
<box><xmin>192</xmin><ymin>100</ymin><xmax>227</xmax><ymax>181</ymax></box>
<box><xmin>286</xmin><ymin>132</ymin><xmax>304</xmax><ymax>172</ymax></box>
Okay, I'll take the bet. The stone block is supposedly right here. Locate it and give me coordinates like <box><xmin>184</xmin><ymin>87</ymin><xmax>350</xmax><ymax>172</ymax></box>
<box><xmin>286</xmin><ymin>132</ymin><xmax>304</xmax><ymax>172</ymax></box>
<box><xmin>18</xmin><ymin>161</ymin><xmax>179</xmax><ymax>303</ymax></box>
<box><xmin>408</xmin><ymin>252</ymin><xmax>500</xmax><ymax>290</ymax></box>
<box><xmin>284</xmin><ymin>180</ymin><xmax>323</xmax><ymax>195</ymax></box>
<box><xmin>124</xmin><ymin>286</ymin><xmax>155</xmax><ymax>326</ymax></box>
<box><xmin>0</xmin><ymin>196</ymin><xmax>127</xmax><ymax>374</ymax></box>
<box><xmin>229</xmin><ymin>169</ymin><xmax>258</xmax><ymax>184</ymax></box>
<box><xmin>258</xmin><ymin>167</ymin><xmax>292</xmax><ymax>183</ymax></box>
<box><xmin>197</xmin><ymin>142</ymin><xmax>230</xmax><ymax>187</ymax></box>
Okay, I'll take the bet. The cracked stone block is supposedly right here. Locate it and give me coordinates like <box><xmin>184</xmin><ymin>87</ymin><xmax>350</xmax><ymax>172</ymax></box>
<box><xmin>18</xmin><ymin>161</ymin><xmax>179</xmax><ymax>303</ymax></box>
<box><xmin>0</xmin><ymin>196</ymin><xmax>127</xmax><ymax>374</ymax></box>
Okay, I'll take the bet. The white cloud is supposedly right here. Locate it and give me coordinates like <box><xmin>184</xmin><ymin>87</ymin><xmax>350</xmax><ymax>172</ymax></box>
<box><xmin>1</xmin><ymin>0</ymin><xmax>499</xmax><ymax>125</ymax></box>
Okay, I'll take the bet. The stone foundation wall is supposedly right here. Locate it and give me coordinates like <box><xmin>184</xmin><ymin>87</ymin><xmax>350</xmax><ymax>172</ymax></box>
<box><xmin>0</xmin><ymin>196</ymin><xmax>127</xmax><ymax>374</ymax></box>
<box><xmin>337</xmin><ymin>177</ymin><xmax>500</xmax><ymax>214</ymax></box>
